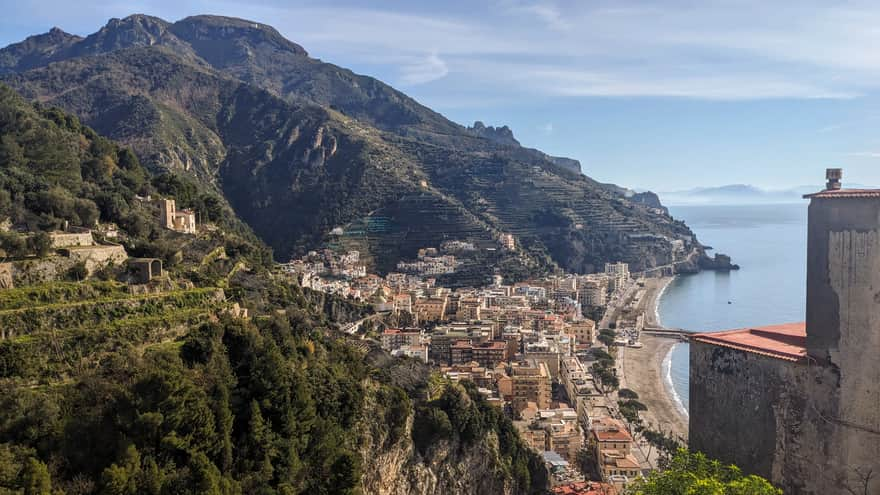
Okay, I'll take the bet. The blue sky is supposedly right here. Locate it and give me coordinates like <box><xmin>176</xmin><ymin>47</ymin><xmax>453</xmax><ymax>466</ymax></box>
<box><xmin>3</xmin><ymin>0</ymin><xmax>880</xmax><ymax>191</ymax></box>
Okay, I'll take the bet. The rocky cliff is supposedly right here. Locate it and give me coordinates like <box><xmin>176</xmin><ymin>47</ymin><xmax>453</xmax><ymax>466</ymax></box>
<box><xmin>360</xmin><ymin>350</ymin><xmax>547</xmax><ymax>494</ymax></box>
<box><xmin>360</xmin><ymin>403</ymin><xmax>520</xmax><ymax>495</ymax></box>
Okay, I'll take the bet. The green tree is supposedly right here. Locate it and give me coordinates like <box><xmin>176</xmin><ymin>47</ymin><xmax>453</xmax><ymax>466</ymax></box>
<box><xmin>619</xmin><ymin>388</ymin><xmax>639</xmax><ymax>399</ymax></box>
<box><xmin>21</xmin><ymin>457</ymin><xmax>52</xmax><ymax>495</ymax></box>
<box><xmin>628</xmin><ymin>450</ymin><xmax>781</xmax><ymax>495</ymax></box>
<box><xmin>100</xmin><ymin>445</ymin><xmax>141</xmax><ymax>495</ymax></box>
<box><xmin>26</xmin><ymin>232</ymin><xmax>51</xmax><ymax>258</ymax></box>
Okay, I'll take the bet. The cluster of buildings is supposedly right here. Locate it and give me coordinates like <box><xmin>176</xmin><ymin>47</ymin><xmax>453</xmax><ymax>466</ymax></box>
<box><xmin>280</xmin><ymin>249</ymin><xmax>372</xmax><ymax>294</ymax></box>
<box><xmin>396</xmin><ymin>247</ymin><xmax>459</xmax><ymax>275</ymax></box>
<box><xmin>367</xmin><ymin>265</ymin><xmax>646</xmax><ymax>491</ymax></box>
<box><xmin>279</xmin><ymin>241</ymin><xmax>646</xmax><ymax>490</ymax></box>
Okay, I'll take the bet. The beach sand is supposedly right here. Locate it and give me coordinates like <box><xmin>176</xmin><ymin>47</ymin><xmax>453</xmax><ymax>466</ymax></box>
<box><xmin>617</xmin><ymin>277</ymin><xmax>689</xmax><ymax>442</ymax></box>
<box><xmin>619</xmin><ymin>335</ymin><xmax>688</xmax><ymax>441</ymax></box>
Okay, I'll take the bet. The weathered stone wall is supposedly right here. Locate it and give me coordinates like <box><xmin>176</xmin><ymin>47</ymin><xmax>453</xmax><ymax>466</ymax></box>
<box><xmin>689</xmin><ymin>341</ymin><xmax>880</xmax><ymax>494</ymax></box>
<box><xmin>65</xmin><ymin>244</ymin><xmax>128</xmax><ymax>273</ymax></box>
<box><xmin>804</xmin><ymin>196</ymin><xmax>880</xmax><ymax>493</ymax></box>
<box><xmin>7</xmin><ymin>257</ymin><xmax>75</xmax><ymax>285</ymax></box>
<box><xmin>692</xmin><ymin>192</ymin><xmax>880</xmax><ymax>494</ymax></box>
<box><xmin>49</xmin><ymin>232</ymin><xmax>94</xmax><ymax>248</ymax></box>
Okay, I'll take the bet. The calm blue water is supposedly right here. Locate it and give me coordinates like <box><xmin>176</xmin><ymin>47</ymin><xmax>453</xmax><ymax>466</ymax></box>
<box><xmin>658</xmin><ymin>203</ymin><xmax>808</xmax><ymax>413</ymax></box>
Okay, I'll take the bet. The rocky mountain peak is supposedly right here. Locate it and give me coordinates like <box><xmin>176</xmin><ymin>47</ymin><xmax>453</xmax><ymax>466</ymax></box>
<box><xmin>46</xmin><ymin>27</ymin><xmax>74</xmax><ymax>39</ymax></box>
<box><xmin>77</xmin><ymin>14</ymin><xmax>176</xmax><ymax>54</ymax></box>
<box><xmin>0</xmin><ymin>27</ymin><xmax>82</xmax><ymax>75</ymax></box>
<box><xmin>171</xmin><ymin>15</ymin><xmax>308</xmax><ymax>57</ymax></box>
<box><xmin>468</xmin><ymin>121</ymin><xmax>520</xmax><ymax>146</ymax></box>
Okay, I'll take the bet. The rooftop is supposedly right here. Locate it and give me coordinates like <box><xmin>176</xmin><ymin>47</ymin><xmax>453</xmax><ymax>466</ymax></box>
<box><xmin>552</xmin><ymin>481</ymin><xmax>616</xmax><ymax>495</ymax></box>
<box><xmin>601</xmin><ymin>452</ymin><xmax>641</xmax><ymax>470</ymax></box>
<box><xmin>803</xmin><ymin>188</ymin><xmax>880</xmax><ymax>199</ymax></box>
<box><xmin>542</xmin><ymin>451</ymin><xmax>569</xmax><ymax>467</ymax></box>
<box><xmin>692</xmin><ymin>322</ymin><xmax>807</xmax><ymax>362</ymax></box>
<box><xmin>592</xmin><ymin>418</ymin><xmax>634</xmax><ymax>442</ymax></box>
<box><xmin>474</xmin><ymin>341</ymin><xmax>508</xmax><ymax>350</ymax></box>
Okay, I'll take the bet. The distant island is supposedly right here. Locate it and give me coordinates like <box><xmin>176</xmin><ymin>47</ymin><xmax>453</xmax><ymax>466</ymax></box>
<box><xmin>657</xmin><ymin>183</ymin><xmax>876</xmax><ymax>205</ymax></box>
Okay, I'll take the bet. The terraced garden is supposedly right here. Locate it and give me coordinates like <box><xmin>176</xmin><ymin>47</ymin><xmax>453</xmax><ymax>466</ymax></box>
<box><xmin>0</xmin><ymin>281</ymin><xmax>225</xmax><ymax>382</ymax></box>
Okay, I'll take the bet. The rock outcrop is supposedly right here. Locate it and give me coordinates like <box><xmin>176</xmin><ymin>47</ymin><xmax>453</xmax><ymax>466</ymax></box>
<box><xmin>468</xmin><ymin>121</ymin><xmax>520</xmax><ymax>146</ymax></box>
<box><xmin>698</xmin><ymin>253</ymin><xmax>740</xmax><ymax>271</ymax></box>
<box><xmin>360</xmin><ymin>414</ymin><xmax>517</xmax><ymax>495</ymax></box>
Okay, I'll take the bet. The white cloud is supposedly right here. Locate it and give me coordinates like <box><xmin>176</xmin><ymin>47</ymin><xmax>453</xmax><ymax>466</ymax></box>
<box><xmin>398</xmin><ymin>53</ymin><xmax>449</xmax><ymax>85</ymax></box>
<box><xmin>539</xmin><ymin>122</ymin><xmax>554</xmax><ymax>134</ymax></box>
<box><xmin>525</xmin><ymin>69</ymin><xmax>858</xmax><ymax>100</ymax></box>
<box><xmin>257</xmin><ymin>1</ymin><xmax>880</xmax><ymax>100</ymax></box>
<box><xmin>847</xmin><ymin>152</ymin><xmax>880</xmax><ymax>158</ymax></box>
<box><xmin>505</xmin><ymin>1</ymin><xmax>570</xmax><ymax>31</ymax></box>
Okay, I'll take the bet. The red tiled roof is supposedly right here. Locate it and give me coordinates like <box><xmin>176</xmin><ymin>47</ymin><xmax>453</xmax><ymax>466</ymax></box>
<box><xmin>692</xmin><ymin>322</ymin><xmax>807</xmax><ymax>362</ymax></box>
<box><xmin>552</xmin><ymin>481</ymin><xmax>616</xmax><ymax>495</ymax></box>
<box><xmin>803</xmin><ymin>188</ymin><xmax>880</xmax><ymax>199</ymax></box>
<box><xmin>594</xmin><ymin>429</ymin><xmax>633</xmax><ymax>442</ymax></box>
<box><xmin>592</xmin><ymin>418</ymin><xmax>634</xmax><ymax>442</ymax></box>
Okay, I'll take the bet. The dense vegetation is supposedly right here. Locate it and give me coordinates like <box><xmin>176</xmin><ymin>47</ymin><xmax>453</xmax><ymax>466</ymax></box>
<box><xmin>0</xmin><ymin>85</ymin><xmax>548</xmax><ymax>494</ymax></box>
<box><xmin>0</xmin><ymin>83</ymin><xmax>267</xmax><ymax>274</ymax></box>
<box><xmin>629</xmin><ymin>450</ymin><xmax>781</xmax><ymax>494</ymax></box>
<box><xmin>0</xmin><ymin>84</ymin><xmax>147</xmax><ymax>235</ymax></box>
<box><xmin>0</xmin><ymin>283</ymin><xmax>550</xmax><ymax>494</ymax></box>
<box><xmin>1</xmin><ymin>311</ymin><xmax>370</xmax><ymax>494</ymax></box>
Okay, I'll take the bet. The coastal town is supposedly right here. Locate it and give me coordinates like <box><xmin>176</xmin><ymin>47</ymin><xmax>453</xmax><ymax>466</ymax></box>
<box><xmin>280</xmin><ymin>239</ymin><xmax>689</xmax><ymax>494</ymax></box>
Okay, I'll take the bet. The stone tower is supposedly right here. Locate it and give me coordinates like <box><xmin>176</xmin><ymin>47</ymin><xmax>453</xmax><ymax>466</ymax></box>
<box><xmin>804</xmin><ymin>168</ymin><xmax>880</xmax><ymax>483</ymax></box>
<box><xmin>156</xmin><ymin>198</ymin><xmax>176</xmax><ymax>230</ymax></box>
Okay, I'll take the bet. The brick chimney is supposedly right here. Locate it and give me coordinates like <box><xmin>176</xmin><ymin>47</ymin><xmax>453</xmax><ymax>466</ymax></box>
<box><xmin>825</xmin><ymin>168</ymin><xmax>842</xmax><ymax>190</ymax></box>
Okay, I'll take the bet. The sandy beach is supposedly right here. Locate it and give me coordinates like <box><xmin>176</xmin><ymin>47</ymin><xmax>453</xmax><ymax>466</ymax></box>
<box><xmin>617</xmin><ymin>277</ymin><xmax>689</xmax><ymax>442</ymax></box>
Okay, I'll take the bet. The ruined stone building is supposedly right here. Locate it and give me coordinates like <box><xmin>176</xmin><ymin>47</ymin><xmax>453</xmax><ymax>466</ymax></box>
<box><xmin>155</xmin><ymin>198</ymin><xmax>196</xmax><ymax>234</ymax></box>
<box><xmin>689</xmin><ymin>169</ymin><xmax>880</xmax><ymax>495</ymax></box>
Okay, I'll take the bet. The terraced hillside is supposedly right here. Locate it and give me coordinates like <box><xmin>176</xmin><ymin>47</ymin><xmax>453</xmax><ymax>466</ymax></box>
<box><xmin>0</xmin><ymin>281</ymin><xmax>223</xmax><ymax>382</ymax></box>
<box><xmin>1</xmin><ymin>14</ymin><xmax>705</xmax><ymax>279</ymax></box>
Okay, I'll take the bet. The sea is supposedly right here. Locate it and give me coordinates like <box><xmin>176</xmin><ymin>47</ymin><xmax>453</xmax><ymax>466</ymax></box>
<box><xmin>657</xmin><ymin>203</ymin><xmax>808</xmax><ymax>414</ymax></box>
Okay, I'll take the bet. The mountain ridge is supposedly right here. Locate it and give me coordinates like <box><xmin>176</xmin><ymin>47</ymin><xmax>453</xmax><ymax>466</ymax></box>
<box><xmin>1</xmin><ymin>14</ymin><xmax>702</xmax><ymax>279</ymax></box>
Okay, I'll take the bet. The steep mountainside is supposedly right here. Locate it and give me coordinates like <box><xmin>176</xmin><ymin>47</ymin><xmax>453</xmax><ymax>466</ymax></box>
<box><xmin>0</xmin><ymin>84</ymin><xmax>547</xmax><ymax>495</ymax></box>
<box><xmin>1</xmin><ymin>14</ymin><xmax>700</xmax><ymax>279</ymax></box>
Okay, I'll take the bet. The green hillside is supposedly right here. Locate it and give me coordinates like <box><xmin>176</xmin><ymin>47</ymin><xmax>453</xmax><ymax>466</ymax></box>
<box><xmin>0</xmin><ymin>84</ymin><xmax>547</xmax><ymax>495</ymax></box>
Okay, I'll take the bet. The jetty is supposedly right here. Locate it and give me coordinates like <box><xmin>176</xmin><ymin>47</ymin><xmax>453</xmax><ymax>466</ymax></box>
<box><xmin>642</xmin><ymin>326</ymin><xmax>696</xmax><ymax>341</ymax></box>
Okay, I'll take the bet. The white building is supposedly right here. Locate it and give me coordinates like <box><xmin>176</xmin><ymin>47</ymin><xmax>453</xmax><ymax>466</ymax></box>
<box><xmin>604</xmin><ymin>262</ymin><xmax>630</xmax><ymax>292</ymax></box>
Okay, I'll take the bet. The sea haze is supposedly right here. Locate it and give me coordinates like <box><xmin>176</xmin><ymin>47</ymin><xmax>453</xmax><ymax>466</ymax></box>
<box><xmin>658</xmin><ymin>202</ymin><xmax>808</xmax><ymax>412</ymax></box>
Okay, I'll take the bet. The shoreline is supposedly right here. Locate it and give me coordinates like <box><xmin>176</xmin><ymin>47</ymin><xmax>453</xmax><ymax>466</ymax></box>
<box><xmin>662</xmin><ymin>342</ymin><xmax>689</xmax><ymax>419</ymax></box>
<box><xmin>617</xmin><ymin>276</ymin><xmax>689</xmax><ymax>442</ymax></box>
<box><xmin>648</xmin><ymin>276</ymin><xmax>690</xmax><ymax>419</ymax></box>
<box><xmin>644</xmin><ymin>275</ymin><xmax>672</xmax><ymax>328</ymax></box>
